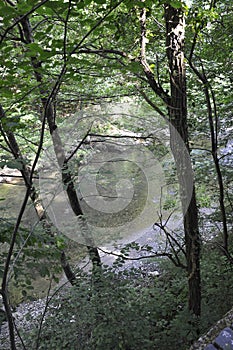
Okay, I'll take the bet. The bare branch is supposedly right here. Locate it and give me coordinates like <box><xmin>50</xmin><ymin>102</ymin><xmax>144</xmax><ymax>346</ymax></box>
<box><xmin>136</xmin><ymin>88</ymin><xmax>168</xmax><ymax>120</ymax></box>
<box><xmin>1</xmin><ymin>187</ymin><xmax>31</xmax><ymax>350</ymax></box>
<box><xmin>97</xmin><ymin>246</ymin><xmax>183</xmax><ymax>268</ymax></box>
<box><xmin>78</xmin><ymin>47</ymin><xmax>129</xmax><ymax>58</ymax></box>
<box><xmin>65</xmin><ymin>124</ymin><xmax>93</xmax><ymax>163</ymax></box>
<box><xmin>35</xmin><ymin>277</ymin><xmax>53</xmax><ymax>350</ymax></box>
<box><xmin>63</xmin><ymin>0</ymin><xmax>72</xmax><ymax>63</ymax></box>
<box><xmin>88</xmin><ymin>132</ymin><xmax>155</xmax><ymax>141</ymax></box>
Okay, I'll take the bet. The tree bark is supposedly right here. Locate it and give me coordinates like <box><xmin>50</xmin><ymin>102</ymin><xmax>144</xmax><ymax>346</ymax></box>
<box><xmin>164</xmin><ymin>4</ymin><xmax>201</xmax><ymax>316</ymax></box>
<box><xmin>139</xmin><ymin>2</ymin><xmax>201</xmax><ymax>316</ymax></box>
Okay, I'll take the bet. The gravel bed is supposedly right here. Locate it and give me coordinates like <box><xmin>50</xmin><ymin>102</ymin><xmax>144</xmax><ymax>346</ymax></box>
<box><xmin>0</xmin><ymin>298</ymin><xmax>48</xmax><ymax>349</ymax></box>
<box><xmin>0</xmin><ymin>224</ymin><xmax>167</xmax><ymax>349</ymax></box>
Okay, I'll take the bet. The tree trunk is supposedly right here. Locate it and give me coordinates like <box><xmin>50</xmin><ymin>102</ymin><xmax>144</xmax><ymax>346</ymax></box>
<box><xmin>19</xmin><ymin>16</ymin><xmax>101</xmax><ymax>271</ymax></box>
<box><xmin>164</xmin><ymin>4</ymin><xmax>201</xmax><ymax>316</ymax></box>
<box><xmin>0</xmin><ymin>104</ymin><xmax>78</xmax><ymax>285</ymax></box>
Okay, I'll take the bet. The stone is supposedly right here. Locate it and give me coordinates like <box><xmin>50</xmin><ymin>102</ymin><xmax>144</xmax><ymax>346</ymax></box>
<box><xmin>0</xmin><ymin>309</ymin><xmax>7</xmax><ymax>335</ymax></box>
<box><xmin>213</xmin><ymin>327</ymin><xmax>233</xmax><ymax>350</ymax></box>
<box><xmin>0</xmin><ymin>309</ymin><xmax>6</xmax><ymax>324</ymax></box>
<box><xmin>204</xmin><ymin>345</ymin><xmax>218</xmax><ymax>350</ymax></box>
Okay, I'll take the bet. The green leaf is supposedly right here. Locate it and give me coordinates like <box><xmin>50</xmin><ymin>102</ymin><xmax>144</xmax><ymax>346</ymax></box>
<box><xmin>26</xmin><ymin>43</ymin><xmax>44</xmax><ymax>56</ymax></box>
<box><xmin>94</xmin><ymin>0</ymin><xmax>106</xmax><ymax>3</ymax></box>
<box><xmin>170</xmin><ymin>1</ymin><xmax>183</xmax><ymax>8</ymax></box>
<box><xmin>0</xmin><ymin>88</ymin><xmax>13</xmax><ymax>98</ymax></box>
<box><xmin>39</xmin><ymin>265</ymin><xmax>50</xmax><ymax>278</ymax></box>
<box><xmin>22</xmin><ymin>290</ymin><xmax>27</xmax><ymax>297</ymax></box>
<box><xmin>7</xmin><ymin>159</ymin><xmax>24</xmax><ymax>170</ymax></box>
<box><xmin>36</xmin><ymin>5</ymin><xmax>54</xmax><ymax>16</ymax></box>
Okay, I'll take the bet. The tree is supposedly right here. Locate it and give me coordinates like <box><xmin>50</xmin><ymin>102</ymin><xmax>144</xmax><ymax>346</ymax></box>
<box><xmin>186</xmin><ymin>0</ymin><xmax>232</xmax><ymax>260</ymax></box>
<box><xmin>136</xmin><ymin>1</ymin><xmax>201</xmax><ymax>316</ymax></box>
<box><xmin>0</xmin><ymin>0</ymin><xmax>199</xmax><ymax>321</ymax></box>
<box><xmin>0</xmin><ymin>2</ymin><xmax>232</xmax><ymax>348</ymax></box>
<box><xmin>164</xmin><ymin>2</ymin><xmax>201</xmax><ymax>316</ymax></box>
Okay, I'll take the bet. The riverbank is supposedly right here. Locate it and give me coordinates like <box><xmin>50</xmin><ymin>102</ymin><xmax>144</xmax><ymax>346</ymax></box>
<box><xmin>0</xmin><ymin>253</ymin><xmax>160</xmax><ymax>349</ymax></box>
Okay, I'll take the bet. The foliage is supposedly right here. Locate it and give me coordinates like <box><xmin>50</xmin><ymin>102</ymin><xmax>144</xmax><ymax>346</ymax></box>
<box><xmin>0</xmin><ymin>213</ymin><xmax>64</xmax><ymax>305</ymax></box>
<box><xmin>20</xmin><ymin>241</ymin><xmax>233</xmax><ymax>350</ymax></box>
<box><xmin>23</xmin><ymin>265</ymin><xmax>188</xmax><ymax>350</ymax></box>
<box><xmin>0</xmin><ymin>0</ymin><xmax>232</xmax><ymax>347</ymax></box>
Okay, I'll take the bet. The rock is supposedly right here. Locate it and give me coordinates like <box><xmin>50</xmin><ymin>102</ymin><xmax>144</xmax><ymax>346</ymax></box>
<box><xmin>0</xmin><ymin>166</ymin><xmax>21</xmax><ymax>184</ymax></box>
<box><xmin>0</xmin><ymin>309</ymin><xmax>7</xmax><ymax>335</ymax></box>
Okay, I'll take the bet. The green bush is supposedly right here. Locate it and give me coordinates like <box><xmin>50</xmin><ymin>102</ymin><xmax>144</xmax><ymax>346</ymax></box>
<box><xmin>22</xmin><ymin>240</ymin><xmax>233</xmax><ymax>350</ymax></box>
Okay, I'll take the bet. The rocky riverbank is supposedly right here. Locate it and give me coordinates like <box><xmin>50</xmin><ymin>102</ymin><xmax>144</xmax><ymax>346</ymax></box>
<box><xmin>0</xmin><ymin>297</ymin><xmax>49</xmax><ymax>349</ymax></box>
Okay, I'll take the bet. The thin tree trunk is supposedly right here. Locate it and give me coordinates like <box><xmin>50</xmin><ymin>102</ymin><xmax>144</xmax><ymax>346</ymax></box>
<box><xmin>0</xmin><ymin>104</ymin><xmax>77</xmax><ymax>284</ymax></box>
<box><xmin>19</xmin><ymin>16</ymin><xmax>101</xmax><ymax>271</ymax></box>
<box><xmin>164</xmin><ymin>4</ymin><xmax>201</xmax><ymax>316</ymax></box>
<box><xmin>188</xmin><ymin>61</ymin><xmax>229</xmax><ymax>254</ymax></box>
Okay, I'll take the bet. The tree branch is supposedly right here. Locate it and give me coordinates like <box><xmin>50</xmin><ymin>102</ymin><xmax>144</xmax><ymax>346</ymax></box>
<box><xmin>139</xmin><ymin>5</ymin><xmax>169</xmax><ymax>104</ymax></box>
<box><xmin>70</xmin><ymin>0</ymin><xmax>124</xmax><ymax>56</ymax></box>
<box><xmin>0</xmin><ymin>0</ymin><xmax>50</xmax><ymax>44</ymax></box>
<box><xmin>97</xmin><ymin>246</ymin><xmax>183</xmax><ymax>268</ymax></box>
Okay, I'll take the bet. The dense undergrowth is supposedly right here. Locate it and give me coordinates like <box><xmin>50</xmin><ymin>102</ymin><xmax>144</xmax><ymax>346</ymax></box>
<box><xmin>21</xmin><ymin>241</ymin><xmax>233</xmax><ymax>350</ymax></box>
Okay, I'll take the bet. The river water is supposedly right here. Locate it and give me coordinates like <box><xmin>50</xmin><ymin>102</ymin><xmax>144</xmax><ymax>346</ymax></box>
<box><xmin>0</xmin><ymin>170</ymin><xmax>183</xmax><ymax>301</ymax></box>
